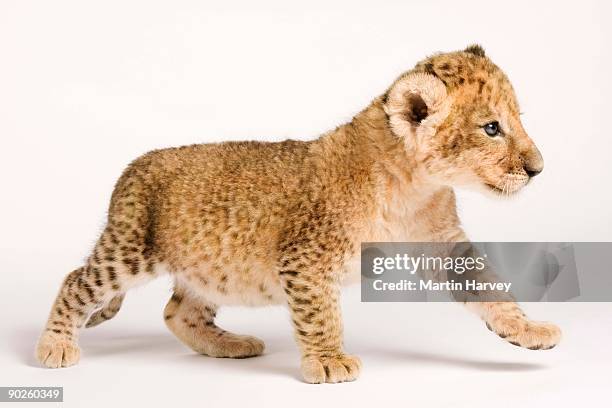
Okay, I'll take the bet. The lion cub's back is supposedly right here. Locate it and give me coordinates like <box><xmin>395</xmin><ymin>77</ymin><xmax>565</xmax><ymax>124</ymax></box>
<box><xmin>127</xmin><ymin>139</ymin><xmax>311</xmax><ymax>272</ymax></box>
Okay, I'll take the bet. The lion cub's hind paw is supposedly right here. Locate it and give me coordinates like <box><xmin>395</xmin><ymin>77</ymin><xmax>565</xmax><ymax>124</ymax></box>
<box><xmin>36</xmin><ymin>334</ymin><xmax>80</xmax><ymax>368</ymax></box>
<box><xmin>203</xmin><ymin>334</ymin><xmax>265</xmax><ymax>358</ymax></box>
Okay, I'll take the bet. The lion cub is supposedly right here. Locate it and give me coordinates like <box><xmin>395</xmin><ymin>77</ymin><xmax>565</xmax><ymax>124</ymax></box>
<box><xmin>36</xmin><ymin>45</ymin><xmax>560</xmax><ymax>383</ymax></box>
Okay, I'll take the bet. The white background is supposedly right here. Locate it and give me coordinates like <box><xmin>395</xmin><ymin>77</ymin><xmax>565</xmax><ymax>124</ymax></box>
<box><xmin>1</xmin><ymin>1</ymin><xmax>611</xmax><ymax>407</ymax></box>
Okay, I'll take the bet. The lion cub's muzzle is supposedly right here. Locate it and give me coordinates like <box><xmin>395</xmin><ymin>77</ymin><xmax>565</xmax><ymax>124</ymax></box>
<box><xmin>521</xmin><ymin>145</ymin><xmax>544</xmax><ymax>178</ymax></box>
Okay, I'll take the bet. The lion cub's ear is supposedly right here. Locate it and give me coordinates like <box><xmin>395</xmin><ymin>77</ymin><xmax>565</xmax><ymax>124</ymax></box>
<box><xmin>383</xmin><ymin>72</ymin><xmax>451</xmax><ymax>144</ymax></box>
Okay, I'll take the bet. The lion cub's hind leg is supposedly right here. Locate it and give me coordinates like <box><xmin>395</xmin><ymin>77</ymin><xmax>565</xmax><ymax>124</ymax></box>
<box><xmin>164</xmin><ymin>287</ymin><xmax>264</xmax><ymax>358</ymax></box>
<box><xmin>85</xmin><ymin>294</ymin><xmax>125</xmax><ymax>328</ymax></box>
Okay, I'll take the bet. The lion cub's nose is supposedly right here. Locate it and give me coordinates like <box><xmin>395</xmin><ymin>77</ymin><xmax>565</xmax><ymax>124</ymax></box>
<box><xmin>525</xmin><ymin>167</ymin><xmax>542</xmax><ymax>178</ymax></box>
<box><xmin>522</xmin><ymin>145</ymin><xmax>544</xmax><ymax>178</ymax></box>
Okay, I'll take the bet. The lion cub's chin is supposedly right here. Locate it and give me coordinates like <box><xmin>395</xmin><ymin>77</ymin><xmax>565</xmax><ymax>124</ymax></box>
<box><xmin>452</xmin><ymin>181</ymin><xmax>527</xmax><ymax>199</ymax></box>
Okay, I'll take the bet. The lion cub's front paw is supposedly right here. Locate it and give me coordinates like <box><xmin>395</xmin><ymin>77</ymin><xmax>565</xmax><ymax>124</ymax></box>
<box><xmin>36</xmin><ymin>333</ymin><xmax>80</xmax><ymax>368</ymax></box>
<box><xmin>487</xmin><ymin>317</ymin><xmax>561</xmax><ymax>350</ymax></box>
<box><xmin>301</xmin><ymin>354</ymin><xmax>361</xmax><ymax>384</ymax></box>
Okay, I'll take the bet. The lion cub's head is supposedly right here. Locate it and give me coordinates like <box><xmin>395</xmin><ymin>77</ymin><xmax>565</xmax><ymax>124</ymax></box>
<box><xmin>383</xmin><ymin>45</ymin><xmax>543</xmax><ymax>196</ymax></box>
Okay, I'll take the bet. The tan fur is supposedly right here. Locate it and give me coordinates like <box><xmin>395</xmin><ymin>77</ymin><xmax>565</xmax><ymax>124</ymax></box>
<box><xmin>36</xmin><ymin>45</ymin><xmax>559</xmax><ymax>383</ymax></box>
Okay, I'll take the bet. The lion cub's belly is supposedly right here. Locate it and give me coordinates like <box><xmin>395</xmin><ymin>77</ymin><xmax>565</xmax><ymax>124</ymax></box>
<box><xmin>168</xmin><ymin>259</ymin><xmax>287</xmax><ymax>307</ymax></box>
<box><xmin>164</xmin><ymin>215</ymin><xmax>416</xmax><ymax>306</ymax></box>
<box><xmin>167</xmin><ymin>257</ymin><xmax>363</xmax><ymax>307</ymax></box>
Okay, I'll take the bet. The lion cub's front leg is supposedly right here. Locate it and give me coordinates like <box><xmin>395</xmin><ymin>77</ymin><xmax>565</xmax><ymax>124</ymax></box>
<box><xmin>277</xmin><ymin>200</ymin><xmax>364</xmax><ymax>384</ymax></box>
<box><xmin>470</xmin><ymin>302</ymin><xmax>561</xmax><ymax>350</ymax></box>
<box><xmin>280</xmin><ymin>268</ymin><xmax>361</xmax><ymax>383</ymax></box>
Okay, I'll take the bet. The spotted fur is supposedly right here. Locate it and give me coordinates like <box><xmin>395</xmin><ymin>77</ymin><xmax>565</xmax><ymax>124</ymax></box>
<box><xmin>36</xmin><ymin>45</ymin><xmax>560</xmax><ymax>382</ymax></box>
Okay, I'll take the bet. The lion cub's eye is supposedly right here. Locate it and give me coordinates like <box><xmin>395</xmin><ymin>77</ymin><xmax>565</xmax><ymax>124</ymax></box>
<box><xmin>483</xmin><ymin>121</ymin><xmax>500</xmax><ymax>136</ymax></box>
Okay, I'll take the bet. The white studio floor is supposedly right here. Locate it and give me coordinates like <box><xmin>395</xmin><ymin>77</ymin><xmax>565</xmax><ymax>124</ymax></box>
<box><xmin>2</xmin><ymin>267</ymin><xmax>611</xmax><ymax>408</ymax></box>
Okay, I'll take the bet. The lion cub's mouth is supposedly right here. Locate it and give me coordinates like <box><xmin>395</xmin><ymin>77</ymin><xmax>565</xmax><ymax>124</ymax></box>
<box><xmin>485</xmin><ymin>183</ymin><xmax>506</xmax><ymax>194</ymax></box>
<box><xmin>483</xmin><ymin>173</ymin><xmax>530</xmax><ymax>196</ymax></box>
<box><xmin>485</xmin><ymin>180</ymin><xmax>526</xmax><ymax>195</ymax></box>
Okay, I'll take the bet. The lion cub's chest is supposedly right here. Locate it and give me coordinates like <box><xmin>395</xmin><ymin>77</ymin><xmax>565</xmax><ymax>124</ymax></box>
<box><xmin>342</xmin><ymin>211</ymin><xmax>423</xmax><ymax>285</ymax></box>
